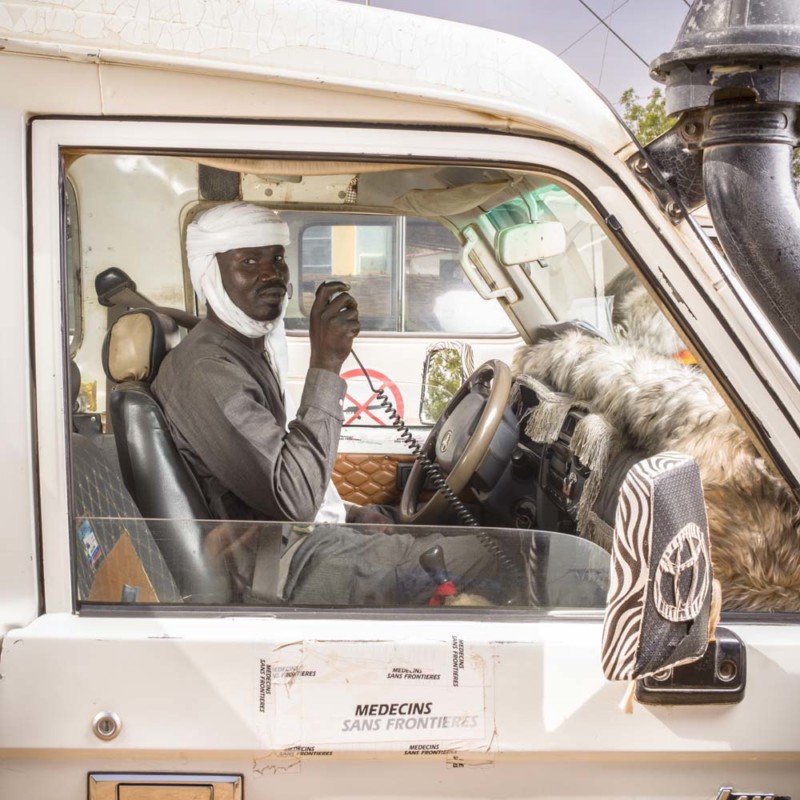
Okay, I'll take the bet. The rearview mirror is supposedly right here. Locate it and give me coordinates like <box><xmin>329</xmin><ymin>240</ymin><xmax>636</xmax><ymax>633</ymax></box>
<box><xmin>495</xmin><ymin>220</ymin><xmax>566</xmax><ymax>266</ymax></box>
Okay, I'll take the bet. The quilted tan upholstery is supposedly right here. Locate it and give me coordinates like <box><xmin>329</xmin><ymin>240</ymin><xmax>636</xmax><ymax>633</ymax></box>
<box><xmin>332</xmin><ymin>454</ymin><xmax>415</xmax><ymax>505</ymax></box>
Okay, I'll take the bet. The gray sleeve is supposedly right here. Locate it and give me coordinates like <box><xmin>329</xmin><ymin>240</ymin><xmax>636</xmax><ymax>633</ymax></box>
<box><xmin>176</xmin><ymin>359</ymin><xmax>345</xmax><ymax>522</ymax></box>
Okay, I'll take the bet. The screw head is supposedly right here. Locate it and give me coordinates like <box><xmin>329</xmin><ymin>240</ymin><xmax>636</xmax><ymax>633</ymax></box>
<box><xmin>718</xmin><ymin>659</ymin><xmax>738</xmax><ymax>682</ymax></box>
<box><xmin>633</xmin><ymin>156</ymin><xmax>649</xmax><ymax>175</ymax></box>
<box><xmin>666</xmin><ymin>201</ymin><xmax>683</xmax><ymax>221</ymax></box>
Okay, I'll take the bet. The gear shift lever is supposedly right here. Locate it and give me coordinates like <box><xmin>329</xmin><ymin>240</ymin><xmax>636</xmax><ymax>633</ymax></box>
<box><xmin>419</xmin><ymin>545</ymin><xmax>458</xmax><ymax>606</ymax></box>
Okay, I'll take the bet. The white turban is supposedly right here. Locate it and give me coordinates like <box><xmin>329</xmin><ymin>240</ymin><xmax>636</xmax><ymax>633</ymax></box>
<box><xmin>187</xmin><ymin>201</ymin><xmax>291</xmax><ymax>338</ymax></box>
<box><xmin>186</xmin><ymin>201</ymin><xmax>346</xmax><ymax>524</ymax></box>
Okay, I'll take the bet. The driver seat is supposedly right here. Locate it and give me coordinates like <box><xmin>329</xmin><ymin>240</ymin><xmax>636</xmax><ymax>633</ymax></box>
<box><xmin>102</xmin><ymin>308</ymin><xmax>231</xmax><ymax>602</ymax></box>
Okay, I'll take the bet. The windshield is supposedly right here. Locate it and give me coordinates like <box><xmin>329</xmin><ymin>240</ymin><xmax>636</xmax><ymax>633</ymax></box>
<box><xmin>481</xmin><ymin>183</ymin><xmax>628</xmax><ymax>338</ymax></box>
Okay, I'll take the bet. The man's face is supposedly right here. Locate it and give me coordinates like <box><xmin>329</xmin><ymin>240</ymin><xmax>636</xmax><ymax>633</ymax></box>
<box><xmin>216</xmin><ymin>245</ymin><xmax>290</xmax><ymax>322</ymax></box>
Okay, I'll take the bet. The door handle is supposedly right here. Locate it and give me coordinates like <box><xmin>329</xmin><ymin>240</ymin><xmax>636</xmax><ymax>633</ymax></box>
<box><xmin>88</xmin><ymin>774</ymin><xmax>242</xmax><ymax>800</ymax></box>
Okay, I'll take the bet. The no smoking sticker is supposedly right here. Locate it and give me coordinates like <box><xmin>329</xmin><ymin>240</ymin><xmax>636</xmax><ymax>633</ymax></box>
<box><xmin>340</xmin><ymin>368</ymin><xmax>405</xmax><ymax>426</ymax></box>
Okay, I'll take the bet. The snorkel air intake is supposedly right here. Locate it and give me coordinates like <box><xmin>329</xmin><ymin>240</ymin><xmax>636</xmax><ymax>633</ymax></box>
<box><xmin>646</xmin><ymin>0</ymin><xmax>800</xmax><ymax>361</ymax></box>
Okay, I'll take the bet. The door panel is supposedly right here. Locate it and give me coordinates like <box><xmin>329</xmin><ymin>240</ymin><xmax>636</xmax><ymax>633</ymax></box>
<box><xmin>1</xmin><ymin>615</ymin><xmax>799</xmax><ymax>797</ymax></box>
<box><xmin>22</xmin><ymin>119</ymin><xmax>800</xmax><ymax>800</ymax></box>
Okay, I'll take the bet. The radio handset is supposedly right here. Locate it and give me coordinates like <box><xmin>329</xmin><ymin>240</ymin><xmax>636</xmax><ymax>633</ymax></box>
<box><xmin>320</xmin><ymin>277</ymin><xmax>349</xmax><ymax>307</ymax></box>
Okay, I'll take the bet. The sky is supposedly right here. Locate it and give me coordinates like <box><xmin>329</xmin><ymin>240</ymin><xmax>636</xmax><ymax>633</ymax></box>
<box><xmin>337</xmin><ymin>0</ymin><xmax>691</xmax><ymax>109</ymax></box>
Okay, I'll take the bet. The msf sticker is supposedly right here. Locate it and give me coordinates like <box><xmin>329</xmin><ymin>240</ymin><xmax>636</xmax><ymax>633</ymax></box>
<box><xmin>256</xmin><ymin>639</ymin><xmax>492</xmax><ymax>751</ymax></box>
<box><xmin>653</xmin><ymin>522</ymin><xmax>710</xmax><ymax>622</ymax></box>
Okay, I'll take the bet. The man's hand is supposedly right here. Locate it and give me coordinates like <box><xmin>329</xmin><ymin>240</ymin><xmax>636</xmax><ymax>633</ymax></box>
<box><xmin>344</xmin><ymin>501</ymin><xmax>396</xmax><ymax>536</ymax></box>
<box><xmin>345</xmin><ymin>502</ymin><xmax>394</xmax><ymax>528</ymax></box>
<box><xmin>309</xmin><ymin>281</ymin><xmax>361</xmax><ymax>374</ymax></box>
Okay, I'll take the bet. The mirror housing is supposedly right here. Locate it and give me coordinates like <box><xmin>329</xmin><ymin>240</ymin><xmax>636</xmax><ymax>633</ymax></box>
<box><xmin>602</xmin><ymin>452</ymin><xmax>714</xmax><ymax>683</ymax></box>
<box><xmin>495</xmin><ymin>220</ymin><xmax>566</xmax><ymax>266</ymax></box>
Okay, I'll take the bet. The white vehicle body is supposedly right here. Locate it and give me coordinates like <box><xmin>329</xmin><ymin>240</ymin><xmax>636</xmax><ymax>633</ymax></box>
<box><xmin>1</xmin><ymin>1</ymin><xmax>799</xmax><ymax>797</ymax></box>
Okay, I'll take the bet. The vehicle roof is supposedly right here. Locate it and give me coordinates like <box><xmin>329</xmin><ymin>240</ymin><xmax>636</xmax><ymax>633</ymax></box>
<box><xmin>0</xmin><ymin>0</ymin><xmax>631</xmax><ymax>155</ymax></box>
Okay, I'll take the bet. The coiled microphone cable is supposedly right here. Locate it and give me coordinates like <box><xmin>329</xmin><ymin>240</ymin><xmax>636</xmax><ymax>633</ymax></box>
<box><xmin>351</xmin><ymin>350</ymin><xmax>523</xmax><ymax>583</ymax></box>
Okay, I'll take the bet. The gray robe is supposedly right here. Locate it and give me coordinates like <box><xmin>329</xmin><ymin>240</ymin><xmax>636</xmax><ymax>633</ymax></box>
<box><xmin>153</xmin><ymin>318</ymin><xmax>509</xmax><ymax>605</ymax></box>
<box><xmin>153</xmin><ymin>318</ymin><xmax>344</xmax><ymax>523</ymax></box>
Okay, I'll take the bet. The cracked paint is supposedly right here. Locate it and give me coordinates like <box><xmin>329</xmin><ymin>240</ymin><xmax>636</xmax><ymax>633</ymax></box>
<box><xmin>0</xmin><ymin>0</ymin><xmax>628</xmax><ymax>150</ymax></box>
<box><xmin>252</xmin><ymin>754</ymin><xmax>302</xmax><ymax>776</ymax></box>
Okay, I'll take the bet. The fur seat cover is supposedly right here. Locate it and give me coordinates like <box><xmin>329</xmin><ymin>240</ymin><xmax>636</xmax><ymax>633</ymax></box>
<box><xmin>513</xmin><ymin>277</ymin><xmax>800</xmax><ymax>612</ymax></box>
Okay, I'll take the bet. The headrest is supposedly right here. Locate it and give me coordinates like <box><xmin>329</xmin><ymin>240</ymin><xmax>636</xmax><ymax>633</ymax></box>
<box><xmin>102</xmin><ymin>309</ymin><xmax>179</xmax><ymax>385</ymax></box>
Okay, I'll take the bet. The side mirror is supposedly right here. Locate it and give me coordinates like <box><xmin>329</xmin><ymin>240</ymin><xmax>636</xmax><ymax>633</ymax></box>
<box><xmin>419</xmin><ymin>343</ymin><xmax>473</xmax><ymax>425</ymax></box>
<box><xmin>602</xmin><ymin>453</ymin><xmax>715</xmax><ymax>684</ymax></box>
<box><xmin>495</xmin><ymin>221</ymin><xmax>566</xmax><ymax>266</ymax></box>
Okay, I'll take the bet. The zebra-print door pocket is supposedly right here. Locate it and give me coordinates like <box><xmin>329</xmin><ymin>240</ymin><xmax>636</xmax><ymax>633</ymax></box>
<box><xmin>601</xmin><ymin>453</ymin><xmax>713</xmax><ymax>682</ymax></box>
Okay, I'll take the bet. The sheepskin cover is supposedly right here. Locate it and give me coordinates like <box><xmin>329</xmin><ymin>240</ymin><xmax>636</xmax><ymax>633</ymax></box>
<box><xmin>514</xmin><ymin>329</ymin><xmax>800</xmax><ymax>612</ymax></box>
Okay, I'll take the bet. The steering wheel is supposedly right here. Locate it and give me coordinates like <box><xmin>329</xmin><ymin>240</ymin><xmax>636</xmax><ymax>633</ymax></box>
<box><xmin>399</xmin><ymin>359</ymin><xmax>513</xmax><ymax>524</ymax></box>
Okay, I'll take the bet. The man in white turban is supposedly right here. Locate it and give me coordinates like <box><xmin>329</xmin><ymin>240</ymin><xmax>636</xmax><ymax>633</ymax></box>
<box><xmin>155</xmin><ymin>200</ymin><xmax>387</xmax><ymax>525</ymax></box>
<box><xmin>153</xmin><ymin>201</ymin><xmax>504</xmax><ymax>605</ymax></box>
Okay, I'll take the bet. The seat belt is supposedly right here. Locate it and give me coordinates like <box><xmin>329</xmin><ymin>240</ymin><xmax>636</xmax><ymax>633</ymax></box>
<box><xmin>248</xmin><ymin>529</ymin><xmax>282</xmax><ymax>603</ymax></box>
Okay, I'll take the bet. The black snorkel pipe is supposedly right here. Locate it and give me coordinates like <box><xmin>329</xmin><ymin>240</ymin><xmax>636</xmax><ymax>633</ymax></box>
<box><xmin>649</xmin><ymin>0</ymin><xmax>800</xmax><ymax>361</ymax></box>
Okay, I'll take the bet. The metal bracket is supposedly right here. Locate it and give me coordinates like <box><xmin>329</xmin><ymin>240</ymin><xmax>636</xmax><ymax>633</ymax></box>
<box><xmin>627</xmin><ymin>113</ymin><xmax>706</xmax><ymax>223</ymax></box>
<box><xmin>460</xmin><ymin>226</ymin><xmax>518</xmax><ymax>303</ymax></box>
<box><xmin>635</xmin><ymin>626</ymin><xmax>746</xmax><ymax>705</ymax></box>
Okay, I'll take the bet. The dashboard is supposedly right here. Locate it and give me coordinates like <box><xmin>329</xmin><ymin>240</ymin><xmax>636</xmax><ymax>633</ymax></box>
<box><xmin>475</xmin><ymin>379</ymin><xmax>640</xmax><ymax>549</ymax></box>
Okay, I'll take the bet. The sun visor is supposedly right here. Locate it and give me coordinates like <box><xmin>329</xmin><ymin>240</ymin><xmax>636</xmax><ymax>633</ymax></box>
<box><xmin>191</xmin><ymin>157</ymin><xmax>414</xmax><ymax>177</ymax></box>
<box><xmin>393</xmin><ymin>178</ymin><xmax>522</xmax><ymax>217</ymax></box>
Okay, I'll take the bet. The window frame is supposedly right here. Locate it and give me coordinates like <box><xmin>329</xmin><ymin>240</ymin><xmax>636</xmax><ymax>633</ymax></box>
<box><xmin>293</xmin><ymin>212</ymin><xmax>401</xmax><ymax>331</ymax></box>
<box><xmin>288</xmin><ymin>211</ymin><xmax>515</xmax><ymax>337</ymax></box>
<box><xmin>31</xmin><ymin>118</ymin><xmax>800</xmax><ymax>618</ymax></box>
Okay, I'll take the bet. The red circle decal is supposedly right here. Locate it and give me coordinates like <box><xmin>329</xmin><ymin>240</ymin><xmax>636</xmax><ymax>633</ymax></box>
<box><xmin>339</xmin><ymin>368</ymin><xmax>405</xmax><ymax>426</ymax></box>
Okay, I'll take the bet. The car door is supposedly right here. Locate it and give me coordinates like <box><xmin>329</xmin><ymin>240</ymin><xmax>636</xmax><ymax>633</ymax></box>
<box><xmin>2</xmin><ymin>117</ymin><xmax>800</xmax><ymax>799</ymax></box>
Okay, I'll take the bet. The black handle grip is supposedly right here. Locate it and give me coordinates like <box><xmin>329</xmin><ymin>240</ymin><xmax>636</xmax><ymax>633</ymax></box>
<box><xmin>95</xmin><ymin>267</ymin><xmax>137</xmax><ymax>307</ymax></box>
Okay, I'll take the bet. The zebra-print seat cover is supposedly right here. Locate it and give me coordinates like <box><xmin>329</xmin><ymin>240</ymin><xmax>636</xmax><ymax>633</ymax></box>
<box><xmin>601</xmin><ymin>453</ymin><xmax>712</xmax><ymax>681</ymax></box>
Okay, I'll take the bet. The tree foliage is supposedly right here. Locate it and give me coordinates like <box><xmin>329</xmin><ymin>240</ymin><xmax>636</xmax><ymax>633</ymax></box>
<box><xmin>421</xmin><ymin>348</ymin><xmax>464</xmax><ymax>424</ymax></box>
<box><xmin>619</xmin><ymin>87</ymin><xmax>673</xmax><ymax>144</ymax></box>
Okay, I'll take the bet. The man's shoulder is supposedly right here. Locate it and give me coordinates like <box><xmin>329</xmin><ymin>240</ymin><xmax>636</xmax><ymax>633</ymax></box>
<box><xmin>154</xmin><ymin>319</ymin><xmax>255</xmax><ymax>399</ymax></box>
<box><xmin>172</xmin><ymin>318</ymin><xmax>256</xmax><ymax>363</ymax></box>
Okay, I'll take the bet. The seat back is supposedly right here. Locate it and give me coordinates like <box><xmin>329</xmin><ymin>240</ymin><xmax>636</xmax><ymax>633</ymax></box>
<box><xmin>102</xmin><ymin>309</ymin><xmax>231</xmax><ymax>602</ymax></box>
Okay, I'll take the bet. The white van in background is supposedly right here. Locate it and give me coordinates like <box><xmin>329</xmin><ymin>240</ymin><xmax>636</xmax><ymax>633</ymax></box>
<box><xmin>2</xmin><ymin>0</ymin><xmax>800</xmax><ymax>797</ymax></box>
